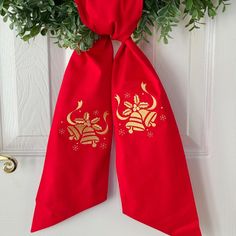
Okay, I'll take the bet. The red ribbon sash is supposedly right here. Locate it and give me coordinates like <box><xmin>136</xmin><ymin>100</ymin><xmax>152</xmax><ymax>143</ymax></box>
<box><xmin>31</xmin><ymin>0</ymin><xmax>202</xmax><ymax>235</ymax></box>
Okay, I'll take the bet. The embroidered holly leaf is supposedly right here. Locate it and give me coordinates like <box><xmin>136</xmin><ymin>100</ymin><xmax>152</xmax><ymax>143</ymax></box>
<box><xmin>139</xmin><ymin>102</ymin><xmax>149</xmax><ymax>108</ymax></box>
<box><xmin>92</xmin><ymin>124</ymin><xmax>102</xmax><ymax>131</ymax></box>
<box><xmin>124</xmin><ymin>101</ymin><xmax>132</xmax><ymax>108</ymax></box>
<box><xmin>83</xmin><ymin>112</ymin><xmax>90</xmax><ymax>121</ymax></box>
<box><xmin>134</xmin><ymin>95</ymin><xmax>140</xmax><ymax>104</ymax></box>
<box><xmin>91</xmin><ymin>117</ymin><xmax>100</xmax><ymax>124</ymax></box>
<box><xmin>74</xmin><ymin>118</ymin><xmax>85</xmax><ymax>124</ymax></box>
<box><xmin>123</xmin><ymin>109</ymin><xmax>132</xmax><ymax>116</ymax></box>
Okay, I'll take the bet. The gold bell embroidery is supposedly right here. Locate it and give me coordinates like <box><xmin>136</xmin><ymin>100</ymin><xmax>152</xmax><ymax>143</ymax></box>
<box><xmin>65</xmin><ymin>100</ymin><xmax>109</xmax><ymax>148</ymax></box>
<box><xmin>115</xmin><ymin>82</ymin><xmax>158</xmax><ymax>134</ymax></box>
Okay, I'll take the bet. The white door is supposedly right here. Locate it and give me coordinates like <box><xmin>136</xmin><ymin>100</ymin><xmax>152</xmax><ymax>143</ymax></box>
<box><xmin>0</xmin><ymin>3</ymin><xmax>236</xmax><ymax>236</ymax></box>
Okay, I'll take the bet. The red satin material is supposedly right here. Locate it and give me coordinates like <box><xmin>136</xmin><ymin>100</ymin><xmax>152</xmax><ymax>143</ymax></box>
<box><xmin>31</xmin><ymin>0</ymin><xmax>202</xmax><ymax>235</ymax></box>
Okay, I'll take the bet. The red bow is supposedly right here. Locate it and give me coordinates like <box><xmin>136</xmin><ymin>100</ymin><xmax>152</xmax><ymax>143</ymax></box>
<box><xmin>31</xmin><ymin>0</ymin><xmax>202</xmax><ymax>235</ymax></box>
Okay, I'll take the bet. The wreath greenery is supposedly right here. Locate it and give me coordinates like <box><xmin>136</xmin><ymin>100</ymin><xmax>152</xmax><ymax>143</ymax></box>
<box><xmin>0</xmin><ymin>0</ymin><xmax>230</xmax><ymax>52</ymax></box>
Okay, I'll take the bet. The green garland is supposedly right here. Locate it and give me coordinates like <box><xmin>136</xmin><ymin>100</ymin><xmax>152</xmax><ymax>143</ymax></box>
<box><xmin>0</xmin><ymin>0</ymin><xmax>230</xmax><ymax>52</ymax></box>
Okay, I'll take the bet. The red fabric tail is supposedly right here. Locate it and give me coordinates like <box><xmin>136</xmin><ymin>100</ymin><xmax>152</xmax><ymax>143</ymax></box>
<box><xmin>112</xmin><ymin>39</ymin><xmax>201</xmax><ymax>235</ymax></box>
<box><xmin>31</xmin><ymin>38</ymin><xmax>113</xmax><ymax>232</ymax></box>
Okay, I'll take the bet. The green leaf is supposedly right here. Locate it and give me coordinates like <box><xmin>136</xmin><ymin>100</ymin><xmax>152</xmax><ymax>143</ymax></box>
<box><xmin>208</xmin><ymin>8</ymin><xmax>216</xmax><ymax>18</ymax></box>
<box><xmin>30</xmin><ymin>25</ymin><xmax>41</xmax><ymax>37</ymax></box>
<box><xmin>22</xmin><ymin>34</ymin><xmax>32</xmax><ymax>41</ymax></box>
<box><xmin>0</xmin><ymin>0</ymin><xmax>4</xmax><ymax>8</ymax></box>
<box><xmin>9</xmin><ymin>22</ymin><xmax>14</xmax><ymax>30</ymax></box>
<box><xmin>185</xmin><ymin>0</ymin><xmax>193</xmax><ymax>10</ymax></box>
<box><xmin>41</xmin><ymin>28</ymin><xmax>48</xmax><ymax>36</ymax></box>
<box><xmin>3</xmin><ymin>14</ymin><xmax>8</xmax><ymax>22</ymax></box>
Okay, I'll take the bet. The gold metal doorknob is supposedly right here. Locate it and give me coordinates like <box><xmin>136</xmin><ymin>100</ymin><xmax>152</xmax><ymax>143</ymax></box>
<box><xmin>0</xmin><ymin>154</ymin><xmax>18</xmax><ymax>173</ymax></box>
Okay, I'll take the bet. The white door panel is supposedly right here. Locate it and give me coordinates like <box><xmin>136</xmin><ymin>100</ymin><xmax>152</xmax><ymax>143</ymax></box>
<box><xmin>1</xmin><ymin>2</ymin><xmax>236</xmax><ymax>235</ymax></box>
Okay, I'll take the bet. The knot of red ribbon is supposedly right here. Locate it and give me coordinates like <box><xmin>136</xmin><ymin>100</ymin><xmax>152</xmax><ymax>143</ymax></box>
<box><xmin>75</xmin><ymin>0</ymin><xmax>142</xmax><ymax>41</ymax></box>
<box><xmin>31</xmin><ymin>1</ymin><xmax>202</xmax><ymax>235</ymax></box>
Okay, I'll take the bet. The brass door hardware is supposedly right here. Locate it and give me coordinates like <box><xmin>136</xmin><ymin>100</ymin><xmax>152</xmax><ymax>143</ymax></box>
<box><xmin>0</xmin><ymin>154</ymin><xmax>18</xmax><ymax>173</ymax></box>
